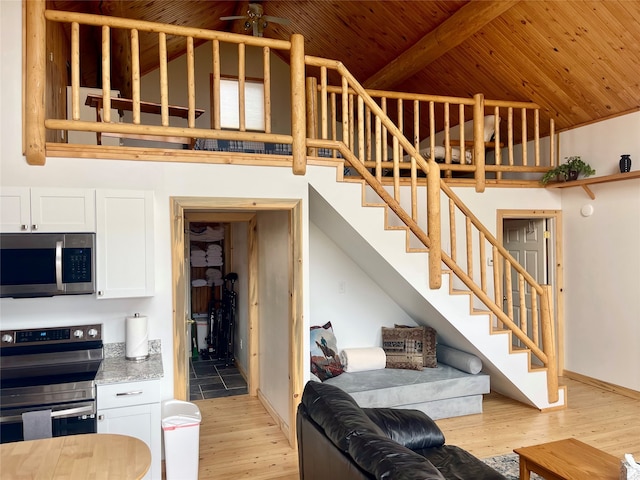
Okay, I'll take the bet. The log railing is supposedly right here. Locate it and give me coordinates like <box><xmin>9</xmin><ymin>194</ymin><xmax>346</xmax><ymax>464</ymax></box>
<box><xmin>26</xmin><ymin>3</ymin><xmax>558</xmax><ymax>402</ymax></box>
<box><xmin>304</xmin><ymin>56</ymin><xmax>558</xmax><ymax>403</ymax></box>
<box><xmin>30</xmin><ymin>4</ymin><xmax>308</xmax><ymax>172</ymax></box>
<box><xmin>305</xmin><ymin>82</ymin><xmax>557</xmax><ymax>192</ymax></box>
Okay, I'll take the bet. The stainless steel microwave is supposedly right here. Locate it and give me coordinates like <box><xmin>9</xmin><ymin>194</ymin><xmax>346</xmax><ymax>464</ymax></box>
<box><xmin>0</xmin><ymin>233</ymin><xmax>95</xmax><ymax>298</ymax></box>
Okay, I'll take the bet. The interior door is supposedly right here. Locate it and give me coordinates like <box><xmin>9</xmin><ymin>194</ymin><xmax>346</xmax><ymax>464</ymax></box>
<box><xmin>503</xmin><ymin>219</ymin><xmax>546</xmax><ymax>347</ymax></box>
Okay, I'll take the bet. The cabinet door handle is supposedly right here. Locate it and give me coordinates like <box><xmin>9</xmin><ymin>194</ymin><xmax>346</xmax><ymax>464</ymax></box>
<box><xmin>116</xmin><ymin>391</ymin><xmax>143</xmax><ymax>396</ymax></box>
<box><xmin>21</xmin><ymin>224</ymin><xmax>29</xmax><ymax>231</ymax></box>
<box><xmin>98</xmin><ymin>414</ymin><xmax>104</xmax><ymax>421</ymax></box>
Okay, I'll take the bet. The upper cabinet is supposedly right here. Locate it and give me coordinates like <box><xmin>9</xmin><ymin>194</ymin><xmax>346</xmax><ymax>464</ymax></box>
<box><xmin>95</xmin><ymin>190</ymin><xmax>155</xmax><ymax>299</ymax></box>
<box><xmin>0</xmin><ymin>187</ymin><xmax>96</xmax><ymax>233</ymax></box>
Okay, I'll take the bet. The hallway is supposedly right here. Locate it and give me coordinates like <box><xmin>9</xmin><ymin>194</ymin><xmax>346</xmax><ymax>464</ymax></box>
<box><xmin>189</xmin><ymin>354</ymin><xmax>247</xmax><ymax>400</ymax></box>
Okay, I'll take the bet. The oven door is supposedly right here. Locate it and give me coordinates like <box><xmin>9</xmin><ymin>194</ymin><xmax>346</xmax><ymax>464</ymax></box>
<box><xmin>0</xmin><ymin>400</ymin><xmax>97</xmax><ymax>444</ymax></box>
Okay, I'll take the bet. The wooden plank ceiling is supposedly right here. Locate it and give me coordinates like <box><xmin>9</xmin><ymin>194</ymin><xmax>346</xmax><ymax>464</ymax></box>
<box><xmin>48</xmin><ymin>0</ymin><xmax>640</xmax><ymax>134</ymax></box>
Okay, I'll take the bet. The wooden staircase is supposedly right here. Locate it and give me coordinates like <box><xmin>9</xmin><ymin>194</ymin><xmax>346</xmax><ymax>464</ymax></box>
<box><xmin>308</xmin><ymin>167</ymin><xmax>566</xmax><ymax>411</ymax></box>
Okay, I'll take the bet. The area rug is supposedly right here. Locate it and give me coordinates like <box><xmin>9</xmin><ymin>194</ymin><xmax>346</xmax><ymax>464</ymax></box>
<box><xmin>482</xmin><ymin>453</ymin><xmax>543</xmax><ymax>480</ymax></box>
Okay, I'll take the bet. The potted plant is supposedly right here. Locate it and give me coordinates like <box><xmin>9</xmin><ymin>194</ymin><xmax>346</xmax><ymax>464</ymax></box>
<box><xmin>540</xmin><ymin>156</ymin><xmax>595</xmax><ymax>185</ymax></box>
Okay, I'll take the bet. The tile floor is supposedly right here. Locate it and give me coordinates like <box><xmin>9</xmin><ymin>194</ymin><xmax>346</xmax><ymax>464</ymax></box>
<box><xmin>189</xmin><ymin>354</ymin><xmax>248</xmax><ymax>401</ymax></box>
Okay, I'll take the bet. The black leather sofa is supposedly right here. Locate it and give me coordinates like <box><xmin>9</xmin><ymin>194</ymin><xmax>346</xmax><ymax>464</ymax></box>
<box><xmin>297</xmin><ymin>381</ymin><xmax>506</xmax><ymax>480</ymax></box>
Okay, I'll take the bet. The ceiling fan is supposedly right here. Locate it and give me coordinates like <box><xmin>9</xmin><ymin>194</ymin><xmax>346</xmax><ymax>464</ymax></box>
<box><xmin>220</xmin><ymin>3</ymin><xmax>290</xmax><ymax>37</ymax></box>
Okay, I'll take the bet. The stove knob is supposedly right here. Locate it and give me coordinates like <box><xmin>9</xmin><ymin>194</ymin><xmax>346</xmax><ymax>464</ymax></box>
<box><xmin>73</xmin><ymin>329</ymin><xmax>84</xmax><ymax>339</ymax></box>
<box><xmin>1</xmin><ymin>334</ymin><xmax>13</xmax><ymax>344</ymax></box>
<box><xmin>87</xmin><ymin>328</ymin><xmax>99</xmax><ymax>338</ymax></box>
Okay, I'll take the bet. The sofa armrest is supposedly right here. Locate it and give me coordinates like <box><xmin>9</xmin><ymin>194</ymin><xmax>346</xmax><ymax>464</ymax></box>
<box><xmin>363</xmin><ymin>408</ymin><xmax>445</xmax><ymax>450</ymax></box>
<box><xmin>349</xmin><ymin>433</ymin><xmax>446</xmax><ymax>480</ymax></box>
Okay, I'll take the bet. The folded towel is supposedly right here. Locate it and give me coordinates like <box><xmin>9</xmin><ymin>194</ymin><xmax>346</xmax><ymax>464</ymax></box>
<box><xmin>340</xmin><ymin>347</ymin><xmax>386</xmax><ymax>373</ymax></box>
<box><xmin>206</xmin><ymin>244</ymin><xmax>222</xmax><ymax>256</ymax></box>
<box><xmin>190</xmin><ymin>225</ymin><xmax>224</xmax><ymax>242</ymax></box>
<box><xmin>22</xmin><ymin>409</ymin><xmax>52</xmax><ymax>441</ymax></box>
<box><xmin>191</xmin><ymin>258</ymin><xmax>208</xmax><ymax>267</ymax></box>
<box><xmin>191</xmin><ymin>279</ymin><xmax>207</xmax><ymax>287</ymax></box>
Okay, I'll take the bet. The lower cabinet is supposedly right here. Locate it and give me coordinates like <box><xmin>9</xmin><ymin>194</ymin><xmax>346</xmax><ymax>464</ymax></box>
<box><xmin>97</xmin><ymin>380</ymin><xmax>161</xmax><ymax>480</ymax></box>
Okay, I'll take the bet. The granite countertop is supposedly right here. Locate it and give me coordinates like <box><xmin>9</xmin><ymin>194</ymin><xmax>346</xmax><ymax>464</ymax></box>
<box><xmin>95</xmin><ymin>340</ymin><xmax>164</xmax><ymax>385</ymax></box>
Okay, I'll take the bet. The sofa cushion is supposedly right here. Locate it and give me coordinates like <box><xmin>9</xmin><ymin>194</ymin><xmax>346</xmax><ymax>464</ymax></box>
<box><xmin>394</xmin><ymin>324</ymin><xmax>438</xmax><ymax>368</ymax></box>
<box><xmin>301</xmin><ymin>381</ymin><xmax>384</xmax><ymax>452</ymax></box>
<box><xmin>363</xmin><ymin>408</ymin><xmax>445</xmax><ymax>450</ymax></box>
<box><xmin>349</xmin><ymin>433</ymin><xmax>446</xmax><ymax>480</ymax></box>
<box><xmin>418</xmin><ymin>445</ymin><xmax>507</xmax><ymax>479</ymax></box>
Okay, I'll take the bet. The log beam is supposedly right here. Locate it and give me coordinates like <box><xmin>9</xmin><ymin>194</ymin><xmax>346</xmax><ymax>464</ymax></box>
<box><xmin>363</xmin><ymin>1</ymin><xmax>519</xmax><ymax>90</ymax></box>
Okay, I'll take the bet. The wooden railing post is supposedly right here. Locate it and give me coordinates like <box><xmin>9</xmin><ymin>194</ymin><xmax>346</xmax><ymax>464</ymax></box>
<box><xmin>473</xmin><ymin>93</ymin><xmax>485</xmax><ymax>192</ymax></box>
<box><xmin>427</xmin><ymin>160</ymin><xmax>442</xmax><ymax>289</ymax></box>
<box><xmin>25</xmin><ymin>0</ymin><xmax>46</xmax><ymax>165</ymax></box>
<box><xmin>305</xmin><ymin>76</ymin><xmax>318</xmax><ymax>157</ymax></box>
<box><xmin>540</xmin><ymin>284</ymin><xmax>559</xmax><ymax>403</ymax></box>
<box><xmin>290</xmin><ymin>33</ymin><xmax>306</xmax><ymax>175</ymax></box>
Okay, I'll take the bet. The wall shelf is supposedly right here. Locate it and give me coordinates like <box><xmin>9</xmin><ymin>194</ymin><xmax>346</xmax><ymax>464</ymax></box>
<box><xmin>545</xmin><ymin>170</ymin><xmax>640</xmax><ymax>199</ymax></box>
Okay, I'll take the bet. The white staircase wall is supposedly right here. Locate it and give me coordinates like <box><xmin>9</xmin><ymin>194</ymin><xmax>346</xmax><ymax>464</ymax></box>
<box><xmin>308</xmin><ymin>168</ymin><xmax>565</xmax><ymax>409</ymax></box>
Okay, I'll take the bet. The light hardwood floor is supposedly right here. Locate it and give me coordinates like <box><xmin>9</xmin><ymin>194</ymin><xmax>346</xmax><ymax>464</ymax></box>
<box><xmin>192</xmin><ymin>377</ymin><xmax>640</xmax><ymax>479</ymax></box>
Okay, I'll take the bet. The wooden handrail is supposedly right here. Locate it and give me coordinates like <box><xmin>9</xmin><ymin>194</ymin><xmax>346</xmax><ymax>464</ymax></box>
<box><xmin>304</xmin><ymin>61</ymin><xmax>558</xmax><ymax>402</ymax></box>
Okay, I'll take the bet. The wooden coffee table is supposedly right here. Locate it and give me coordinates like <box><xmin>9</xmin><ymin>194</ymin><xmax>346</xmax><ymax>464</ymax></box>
<box><xmin>514</xmin><ymin>438</ymin><xmax>619</xmax><ymax>480</ymax></box>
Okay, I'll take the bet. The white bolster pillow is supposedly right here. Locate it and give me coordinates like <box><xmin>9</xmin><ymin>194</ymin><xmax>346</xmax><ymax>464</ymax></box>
<box><xmin>340</xmin><ymin>347</ymin><xmax>386</xmax><ymax>373</ymax></box>
<box><xmin>436</xmin><ymin>344</ymin><xmax>483</xmax><ymax>374</ymax></box>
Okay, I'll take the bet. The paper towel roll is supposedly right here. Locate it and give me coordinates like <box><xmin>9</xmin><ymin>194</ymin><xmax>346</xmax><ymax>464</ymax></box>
<box><xmin>126</xmin><ymin>313</ymin><xmax>149</xmax><ymax>361</ymax></box>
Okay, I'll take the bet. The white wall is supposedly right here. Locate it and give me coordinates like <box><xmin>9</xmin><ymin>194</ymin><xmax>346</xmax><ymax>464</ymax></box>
<box><xmin>257</xmin><ymin>210</ymin><xmax>291</xmax><ymax>426</ymax></box>
<box><xmin>559</xmin><ymin>112</ymin><xmax>640</xmax><ymax>391</ymax></box>
<box><xmin>309</xmin><ymin>222</ymin><xmax>417</xmax><ymax>349</ymax></box>
<box><xmin>231</xmin><ymin>222</ymin><xmax>250</xmax><ymax>372</ymax></box>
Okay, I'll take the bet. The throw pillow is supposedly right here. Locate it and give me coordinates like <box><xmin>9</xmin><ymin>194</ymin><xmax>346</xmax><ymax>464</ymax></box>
<box><xmin>381</xmin><ymin>326</ymin><xmax>425</xmax><ymax>371</ymax></box>
<box><xmin>393</xmin><ymin>324</ymin><xmax>437</xmax><ymax>368</ymax></box>
<box><xmin>310</xmin><ymin>322</ymin><xmax>344</xmax><ymax>381</ymax></box>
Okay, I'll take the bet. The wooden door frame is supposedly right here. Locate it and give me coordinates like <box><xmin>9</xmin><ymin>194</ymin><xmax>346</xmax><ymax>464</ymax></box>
<box><xmin>497</xmin><ymin>209</ymin><xmax>564</xmax><ymax>372</ymax></box>
<box><xmin>170</xmin><ymin>197</ymin><xmax>303</xmax><ymax>443</ymax></box>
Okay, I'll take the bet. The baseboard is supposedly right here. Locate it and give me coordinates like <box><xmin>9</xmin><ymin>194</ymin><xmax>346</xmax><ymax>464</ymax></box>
<box><xmin>257</xmin><ymin>388</ymin><xmax>292</xmax><ymax>445</ymax></box>
<box><xmin>563</xmin><ymin>370</ymin><xmax>640</xmax><ymax>400</ymax></box>
<box><xmin>234</xmin><ymin>357</ymin><xmax>248</xmax><ymax>381</ymax></box>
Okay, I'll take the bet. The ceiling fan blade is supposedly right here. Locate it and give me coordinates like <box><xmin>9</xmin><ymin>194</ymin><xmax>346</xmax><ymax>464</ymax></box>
<box><xmin>220</xmin><ymin>15</ymin><xmax>247</xmax><ymax>21</ymax></box>
<box><xmin>262</xmin><ymin>15</ymin><xmax>290</xmax><ymax>25</ymax></box>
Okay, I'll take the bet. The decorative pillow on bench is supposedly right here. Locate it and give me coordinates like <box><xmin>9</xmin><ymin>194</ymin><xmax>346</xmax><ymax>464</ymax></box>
<box><xmin>310</xmin><ymin>322</ymin><xmax>345</xmax><ymax>381</ymax></box>
<box><xmin>382</xmin><ymin>325</ymin><xmax>437</xmax><ymax>370</ymax></box>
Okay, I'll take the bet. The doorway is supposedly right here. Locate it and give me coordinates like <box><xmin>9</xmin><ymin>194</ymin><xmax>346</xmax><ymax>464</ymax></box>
<box><xmin>170</xmin><ymin>197</ymin><xmax>304</xmax><ymax>443</ymax></box>
<box><xmin>497</xmin><ymin>210</ymin><xmax>564</xmax><ymax>372</ymax></box>
<box><xmin>185</xmin><ymin>215</ymin><xmax>250</xmax><ymax>401</ymax></box>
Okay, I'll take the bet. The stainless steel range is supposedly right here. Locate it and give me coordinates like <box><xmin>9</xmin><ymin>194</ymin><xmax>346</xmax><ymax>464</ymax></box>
<box><xmin>0</xmin><ymin>324</ymin><xmax>103</xmax><ymax>443</ymax></box>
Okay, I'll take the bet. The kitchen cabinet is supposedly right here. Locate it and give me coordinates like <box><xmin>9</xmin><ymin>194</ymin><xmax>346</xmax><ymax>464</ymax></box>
<box><xmin>95</xmin><ymin>189</ymin><xmax>155</xmax><ymax>298</ymax></box>
<box><xmin>97</xmin><ymin>379</ymin><xmax>161</xmax><ymax>480</ymax></box>
<box><xmin>0</xmin><ymin>187</ymin><xmax>95</xmax><ymax>233</ymax></box>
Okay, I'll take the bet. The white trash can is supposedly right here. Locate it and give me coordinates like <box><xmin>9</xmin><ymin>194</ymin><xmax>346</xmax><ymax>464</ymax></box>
<box><xmin>161</xmin><ymin>400</ymin><xmax>202</xmax><ymax>480</ymax></box>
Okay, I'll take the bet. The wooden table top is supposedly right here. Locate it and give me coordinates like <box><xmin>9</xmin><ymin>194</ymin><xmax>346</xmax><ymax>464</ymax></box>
<box><xmin>85</xmin><ymin>94</ymin><xmax>204</xmax><ymax>119</ymax></box>
<box><xmin>514</xmin><ymin>438</ymin><xmax>619</xmax><ymax>480</ymax></box>
<box><xmin>0</xmin><ymin>433</ymin><xmax>151</xmax><ymax>479</ymax></box>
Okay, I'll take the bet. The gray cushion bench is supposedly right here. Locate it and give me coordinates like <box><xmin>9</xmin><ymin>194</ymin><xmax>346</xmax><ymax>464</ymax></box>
<box><xmin>323</xmin><ymin>344</ymin><xmax>490</xmax><ymax>420</ymax></box>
